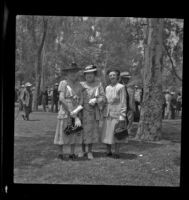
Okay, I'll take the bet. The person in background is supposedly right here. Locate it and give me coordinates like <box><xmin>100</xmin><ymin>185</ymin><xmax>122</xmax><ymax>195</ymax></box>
<box><xmin>102</xmin><ymin>69</ymin><xmax>128</xmax><ymax>159</ymax></box>
<box><xmin>54</xmin><ymin>62</ymin><xmax>83</xmax><ymax>161</ymax></box>
<box><xmin>176</xmin><ymin>92</ymin><xmax>182</xmax><ymax>118</ymax></box>
<box><xmin>165</xmin><ymin>90</ymin><xmax>172</xmax><ymax>119</ymax></box>
<box><xmin>162</xmin><ymin>91</ymin><xmax>167</xmax><ymax>119</ymax></box>
<box><xmin>18</xmin><ymin>84</ymin><xmax>25</xmax><ymax>111</ymax></box>
<box><xmin>134</xmin><ymin>85</ymin><xmax>141</xmax><ymax>122</ymax></box>
<box><xmin>41</xmin><ymin>86</ymin><xmax>49</xmax><ymax>112</ymax></box>
<box><xmin>51</xmin><ymin>83</ymin><xmax>59</xmax><ymax>112</ymax></box>
<box><xmin>170</xmin><ymin>92</ymin><xmax>177</xmax><ymax>119</ymax></box>
<box><xmin>120</xmin><ymin>72</ymin><xmax>135</xmax><ymax>135</ymax></box>
<box><xmin>72</xmin><ymin>65</ymin><xmax>106</xmax><ymax>160</ymax></box>
<box><xmin>21</xmin><ymin>82</ymin><xmax>33</xmax><ymax>120</ymax></box>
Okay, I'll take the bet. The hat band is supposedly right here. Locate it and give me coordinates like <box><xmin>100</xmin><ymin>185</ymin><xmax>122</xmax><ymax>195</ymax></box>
<box><xmin>83</xmin><ymin>69</ymin><xmax>97</xmax><ymax>73</ymax></box>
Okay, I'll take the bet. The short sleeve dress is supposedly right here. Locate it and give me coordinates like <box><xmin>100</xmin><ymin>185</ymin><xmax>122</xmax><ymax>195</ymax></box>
<box><xmin>54</xmin><ymin>80</ymin><xmax>83</xmax><ymax>145</ymax></box>
<box><xmin>80</xmin><ymin>81</ymin><xmax>106</xmax><ymax>144</ymax></box>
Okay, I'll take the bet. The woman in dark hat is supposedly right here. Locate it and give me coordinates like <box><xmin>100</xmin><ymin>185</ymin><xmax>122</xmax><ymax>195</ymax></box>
<box><xmin>101</xmin><ymin>69</ymin><xmax>128</xmax><ymax>159</ymax></box>
<box><xmin>54</xmin><ymin>62</ymin><xmax>83</xmax><ymax>160</ymax></box>
<box><xmin>71</xmin><ymin>65</ymin><xmax>106</xmax><ymax>160</ymax></box>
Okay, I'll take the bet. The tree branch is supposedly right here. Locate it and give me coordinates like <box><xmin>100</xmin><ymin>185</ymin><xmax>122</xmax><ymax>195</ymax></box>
<box><xmin>163</xmin><ymin>42</ymin><xmax>182</xmax><ymax>82</ymax></box>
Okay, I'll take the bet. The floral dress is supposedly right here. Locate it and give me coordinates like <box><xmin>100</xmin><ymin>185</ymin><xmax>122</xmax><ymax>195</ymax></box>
<box><xmin>102</xmin><ymin>83</ymin><xmax>128</xmax><ymax>144</ymax></box>
<box><xmin>54</xmin><ymin>80</ymin><xmax>83</xmax><ymax>145</ymax></box>
<box><xmin>80</xmin><ymin>81</ymin><xmax>105</xmax><ymax>144</ymax></box>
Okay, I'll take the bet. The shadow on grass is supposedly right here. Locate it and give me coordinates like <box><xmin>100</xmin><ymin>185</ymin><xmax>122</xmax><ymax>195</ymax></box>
<box><xmin>93</xmin><ymin>152</ymin><xmax>137</xmax><ymax>160</ymax></box>
<box><xmin>28</xmin><ymin>119</ymin><xmax>41</xmax><ymax>121</ymax></box>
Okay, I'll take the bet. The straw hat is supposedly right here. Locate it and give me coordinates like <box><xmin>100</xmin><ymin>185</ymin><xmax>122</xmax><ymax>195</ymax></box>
<box><xmin>25</xmin><ymin>82</ymin><xmax>32</xmax><ymax>87</ymax></box>
<box><xmin>83</xmin><ymin>65</ymin><xmax>97</xmax><ymax>73</ymax></box>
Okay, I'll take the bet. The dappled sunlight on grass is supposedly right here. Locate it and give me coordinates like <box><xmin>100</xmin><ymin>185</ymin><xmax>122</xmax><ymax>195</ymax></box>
<box><xmin>14</xmin><ymin>112</ymin><xmax>181</xmax><ymax>186</ymax></box>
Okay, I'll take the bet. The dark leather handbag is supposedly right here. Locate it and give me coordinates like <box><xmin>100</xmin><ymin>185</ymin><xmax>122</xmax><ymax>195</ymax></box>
<box><xmin>114</xmin><ymin>121</ymin><xmax>129</xmax><ymax>140</ymax></box>
<box><xmin>64</xmin><ymin>117</ymin><xmax>83</xmax><ymax>136</ymax></box>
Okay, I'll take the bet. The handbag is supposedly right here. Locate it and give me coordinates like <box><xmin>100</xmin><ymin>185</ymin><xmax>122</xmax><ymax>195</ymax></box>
<box><xmin>64</xmin><ymin>117</ymin><xmax>83</xmax><ymax>136</ymax></box>
<box><xmin>114</xmin><ymin>120</ymin><xmax>129</xmax><ymax>140</ymax></box>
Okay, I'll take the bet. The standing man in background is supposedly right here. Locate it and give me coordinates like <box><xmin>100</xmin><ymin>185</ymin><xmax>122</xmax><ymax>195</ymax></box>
<box><xmin>120</xmin><ymin>71</ymin><xmax>135</xmax><ymax>134</ymax></box>
<box><xmin>21</xmin><ymin>82</ymin><xmax>33</xmax><ymax>120</ymax></box>
<box><xmin>41</xmin><ymin>86</ymin><xmax>49</xmax><ymax>112</ymax></box>
<box><xmin>51</xmin><ymin>83</ymin><xmax>59</xmax><ymax>112</ymax></box>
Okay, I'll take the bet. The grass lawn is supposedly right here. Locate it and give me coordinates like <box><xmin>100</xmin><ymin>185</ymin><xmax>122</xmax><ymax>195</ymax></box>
<box><xmin>14</xmin><ymin>106</ymin><xmax>181</xmax><ymax>186</ymax></box>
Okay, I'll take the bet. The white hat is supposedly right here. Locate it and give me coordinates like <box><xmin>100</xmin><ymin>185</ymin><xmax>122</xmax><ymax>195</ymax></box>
<box><xmin>120</xmin><ymin>71</ymin><xmax>131</xmax><ymax>77</ymax></box>
<box><xmin>25</xmin><ymin>82</ymin><xmax>32</xmax><ymax>87</ymax></box>
<box><xmin>83</xmin><ymin>65</ymin><xmax>97</xmax><ymax>73</ymax></box>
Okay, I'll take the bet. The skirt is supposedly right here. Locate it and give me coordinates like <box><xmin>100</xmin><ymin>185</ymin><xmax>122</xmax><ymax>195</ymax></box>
<box><xmin>101</xmin><ymin>116</ymin><xmax>129</xmax><ymax>144</ymax></box>
<box><xmin>54</xmin><ymin>118</ymin><xmax>83</xmax><ymax>145</ymax></box>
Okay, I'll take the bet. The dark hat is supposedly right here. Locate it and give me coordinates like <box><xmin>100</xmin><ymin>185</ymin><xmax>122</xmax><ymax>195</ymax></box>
<box><xmin>83</xmin><ymin>65</ymin><xmax>97</xmax><ymax>73</ymax></box>
<box><xmin>62</xmin><ymin>62</ymin><xmax>81</xmax><ymax>71</ymax></box>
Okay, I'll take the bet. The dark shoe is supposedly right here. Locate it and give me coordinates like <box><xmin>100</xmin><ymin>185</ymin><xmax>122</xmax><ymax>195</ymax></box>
<box><xmin>69</xmin><ymin>154</ymin><xmax>77</xmax><ymax>161</ymax></box>
<box><xmin>113</xmin><ymin>154</ymin><xmax>120</xmax><ymax>159</ymax></box>
<box><xmin>106</xmin><ymin>152</ymin><xmax>113</xmax><ymax>157</ymax></box>
<box><xmin>57</xmin><ymin>154</ymin><xmax>64</xmax><ymax>160</ymax></box>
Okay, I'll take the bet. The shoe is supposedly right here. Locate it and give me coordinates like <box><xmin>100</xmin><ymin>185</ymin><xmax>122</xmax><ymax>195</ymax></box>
<box><xmin>87</xmin><ymin>152</ymin><xmax>94</xmax><ymax>160</ymax></box>
<box><xmin>69</xmin><ymin>154</ymin><xmax>77</xmax><ymax>161</ymax></box>
<box><xmin>106</xmin><ymin>152</ymin><xmax>113</xmax><ymax>157</ymax></box>
<box><xmin>113</xmin><ymin>154</ymin><xmax>120</xmax><ymax>159</ymax></box>
<box><xmin>57</xmin><ymin>154</ymin><xmax>64</xmax><ymax>160</ymax></box>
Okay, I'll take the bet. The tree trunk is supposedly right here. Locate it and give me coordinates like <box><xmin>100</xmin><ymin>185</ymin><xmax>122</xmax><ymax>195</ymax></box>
<box><xmin>32</xmin><ymin>17</ymin><xmax>48</xmax><ymax>111</ymax></box>
<box><xmin>135</xmin><ymin>18</ymin><xmax>164</xmax><ymax>141</ymax></box>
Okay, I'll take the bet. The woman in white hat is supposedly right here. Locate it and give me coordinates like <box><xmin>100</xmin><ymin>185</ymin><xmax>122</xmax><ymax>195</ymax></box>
<box><xmin>54</xmin><ymin>62</ymin><xmax>83</xmax><ymax>161</ymax></box>
<box><xmin>71</xmin><ymin>65</ymin><xmax>106</xmax><ymax>160</ymax></box>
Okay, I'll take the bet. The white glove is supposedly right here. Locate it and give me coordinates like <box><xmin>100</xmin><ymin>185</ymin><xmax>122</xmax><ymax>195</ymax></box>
<box><xmin>119</xmin><ymin>115</ymin><xmax>125</xmax><ymax>121</ymax></box>
<box><xmin>70</xmin><ymin>105</ymin><xmax>83</xmax><ymax>117</ymax></box>
<box><xmin>89</xmin><ymin>98</ymin><xmax>97</xmax><ymax>106</ymax></box>
<box><xmin>75</xmin><ymin>117</ymin><xmax>81</xmax><ymax>127</ymax></box>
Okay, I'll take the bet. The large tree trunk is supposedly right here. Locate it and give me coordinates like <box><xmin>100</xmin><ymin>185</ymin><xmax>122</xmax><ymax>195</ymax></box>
<box><xmin>32</xmin><ymin>17</ymin><xmax>48</xmax><ymax>111</ymax></box>
<box><xmin>135</xmin><ymin>18</ymin><xmax>164</xmax><ymax>141</ymax></box>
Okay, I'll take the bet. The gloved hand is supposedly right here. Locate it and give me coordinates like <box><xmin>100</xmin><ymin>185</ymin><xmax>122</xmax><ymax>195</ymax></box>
<box><xmin>75</xmin><ymin>117</ymin><xmax>81</xmax><ymax>127</ymax></box>
<box><xmin>70</xmin><ymin>105</ymin><xmax>83</xmax><ymax>117</ymax></box>
<box><xmin>119</xmin><ymin>115</ymin><xmax>125</xmax><ymax>121</ymax></box>
<box><xmin>89</xmin><ymin>98</ymin><xmax>97</xmax><ymax>106</ymax></box>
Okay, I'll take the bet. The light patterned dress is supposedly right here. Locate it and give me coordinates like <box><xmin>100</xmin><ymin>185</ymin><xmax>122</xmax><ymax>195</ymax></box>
<box><xmin>54</xmin><ymin>80</ymin><xmax>83</xmax><ymax>145</ymax></box>
<box><xmin>80</xmin><ymin>81</ymin><xmax>105</xmax><ymax>144</ymax></box>
<box><xmin>102</xmin><ymin>83</ymin><xmax>128</xmax><ymax>144</ymax></box>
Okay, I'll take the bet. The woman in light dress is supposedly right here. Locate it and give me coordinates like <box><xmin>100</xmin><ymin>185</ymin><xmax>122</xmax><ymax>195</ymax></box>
<box><xmin>102</xmin><ymin>69</ymin><xmax>128</xmax><ymax>159</ymax></box>
<box><xmin>72</xmin><ymin>65</ymin><xmax>105</xmax><ymax>160</ymax></box>
<box><xmin>54</xmin><ymin>63</ymin><xmax>83</xmax><ymax>161</ymax></box>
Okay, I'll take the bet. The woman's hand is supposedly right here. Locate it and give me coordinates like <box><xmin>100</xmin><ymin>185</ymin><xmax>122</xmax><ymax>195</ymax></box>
<box><xmin>75</xmin><ymin>117</ymin><xmax>81</xmax><ymax>127</ymax></box>
<box><xmin>89</xmin><ymin>98</ymin><xmax>97</xmax><ymax>106</ymax></box>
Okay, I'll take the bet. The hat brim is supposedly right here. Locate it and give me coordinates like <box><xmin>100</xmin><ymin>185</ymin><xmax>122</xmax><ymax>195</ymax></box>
<box><xmin>83</xmin><ymin>69</ymin><xmax>97</xmax><ymax>73</ymax></box>
<box><xmin>62</xmin><ymin>67</ymin><xmax>81</xmax><ymax>71</ymax></box>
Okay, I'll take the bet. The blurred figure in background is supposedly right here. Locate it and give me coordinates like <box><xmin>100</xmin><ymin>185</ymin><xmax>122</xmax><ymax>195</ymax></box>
<box><xmin>51</xmin><ymin>83</ymin><xmax>59</xmax><ymax>113</ymax></box>
<box><xmin>120</xmin><ymin>71</ymin><xmax>135</xmax><ymax>134</ymax></box>
<box><xmin>21</xmin><ymin>82</ymin><xmax>33</xmax><ymax>120</ymax></box>
<box><xmin>176</xmin><ymin>92</ymin><xmax>182</xmax><ymax>118</ymax></box>
<box><xmin>170</xmin><ymin>92</ymin><xmax>177</xmax><ymax>119</ymax></box>
<box><xmin>18</xmin><ymin>84</ymin><xmax>25</xmax><ymax>111</ymax></box>
<box><xmin>165</xmin><ymin>90</ymin><xmax>172</xmax><ymax>119</ymax></box>
<box><xmin>162</xmin><ymin>90</ymin><xmax>167</xmax><ymax>119</ymax></box>
<box><xmin>41</xmin><ymin>86</ymin><xmax>49</xmax><ymax>112</ymax></box>
<box><xmin>134</xmin><ymin>85</ymin><xmax>141</xmax><ymax>122</ymax></box>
